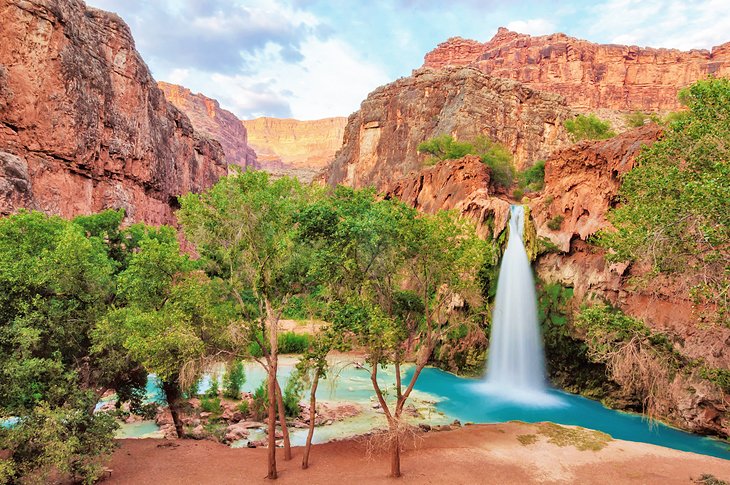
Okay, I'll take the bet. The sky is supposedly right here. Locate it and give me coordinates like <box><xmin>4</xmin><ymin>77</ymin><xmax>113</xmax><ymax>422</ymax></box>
<box><xmin>86</xmin><ymin>0</ymin><xmax>730</xmax><ymax>121</ymax></box>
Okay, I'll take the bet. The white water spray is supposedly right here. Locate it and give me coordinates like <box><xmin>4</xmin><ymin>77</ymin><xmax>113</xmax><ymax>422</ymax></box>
<box><xmin>477</xmin><ymin>205</ymin><xmax>560</xmax><ymax>405</ymax></box>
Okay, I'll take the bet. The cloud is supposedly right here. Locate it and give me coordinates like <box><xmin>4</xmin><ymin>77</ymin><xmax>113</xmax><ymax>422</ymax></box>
<box><xmin>584</xmin><ymin>0</ymin><xmax>730</xmax><ymax>49</ymax></box>
<box><xmin>506</xmin><ymin>18</ymin><xmax>556</xmax><ymax>36</ymax></box>
<box><xmin>87</xmin><ymin>0</ymin><xmax>321</xmax><ymax>75</ymax></box>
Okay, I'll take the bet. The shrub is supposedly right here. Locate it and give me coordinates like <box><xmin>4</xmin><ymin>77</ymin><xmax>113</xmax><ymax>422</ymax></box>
<box><xmin>223</xmin><ymin>361</ymin><xmax>246</xmax><ymax>400</ymax></box>
<box><xmin>251</xmin><ymin>381</ymin><xmax>268</xmax><ymax>420</ymax></box>
<box><xmin>205</xmin><ymin>375</ymin><xmax>220</xmax><ymax>398</ymax></box>
<box><xmin>417</xmin><ymin>134</ymin><xmax>473</xmax><ymax>165</ymax></box>
<box><xmin>200</xmin><ymin>397</ymin><xmax>221</xmax><ymax>414</ymax></box>
<box><xmin>547</xmin><ymin>215</ymin><xmax>564</xmax><ymax>230</ymax></box>
<box><xmin>278</xmin><ymin>332</ymin><xmax>312</xmax><ymax>354</ymax></box>
<box><xmin>417</xmin><ymin>134</ymin><xmax>514</xmax><ymax>188</ymax></box>
<box><xmin>237</xmin><ymin>400</ymin><xmax>250</xmax><ymax>416</ymax></box>
<box><xmin>625</xmin><ymin>111</ymin><xmax>660</xmax><ymax>128</ymax></box>
<box><xmin>283</xmin><ymin>376</ymin><xmax>303</xmax><ymax>418</ymax></box>
<box><xmin>517</xmin><ymin>160</ymin><xmax>545</xmax><ymax>192</ymax></box>
<box><xmin>564</xmin><ymin>114</ymin><xmax>616</xmax><ymax>141</ymax></box>
<box><xmin>512</xmin><ymin>188</ymin><xmax>524</xmax><ymax>201</ymax></box>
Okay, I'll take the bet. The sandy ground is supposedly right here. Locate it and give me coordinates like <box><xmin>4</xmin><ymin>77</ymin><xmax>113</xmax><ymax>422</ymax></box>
<box><xmin>105</xmin><ymin>422</ymin><xmax>729</xmax><ymax>484</ymax></box>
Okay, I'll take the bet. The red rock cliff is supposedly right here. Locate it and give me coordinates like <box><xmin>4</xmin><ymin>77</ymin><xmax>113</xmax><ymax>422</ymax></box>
<box><xmin>325</xmin><ymin>66</ymin><xmax>572</xmax><ymax>190</ymax></box>
<box><xmin>424</xmin><ymin>28</ymin><xmax>730</xmax><ymax>112</ymax></box>
<box><xmin>0</xmin><ymin>0</ymin><xmax>227</xmax><ymax>225</ymax></box>
<box><xmin>243</xmin><ymin>116</ymin><xmax>346</xmax><ymax>182</ymax></box>
<box><xmin>158</xmin><ymin>82</ymin><xmax>258</xmax><ymax>169</ymax></box>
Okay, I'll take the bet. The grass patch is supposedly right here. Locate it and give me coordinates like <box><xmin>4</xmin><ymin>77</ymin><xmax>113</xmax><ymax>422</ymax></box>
<box><xmin>536</xmin><ymin>422</ymin><xmax>612</xmax><ymax>451</ymax></box>
<box><xmin>517</xmin><ymin>434</ymin><xmax>538</xmax><ymax>446</ymax></box>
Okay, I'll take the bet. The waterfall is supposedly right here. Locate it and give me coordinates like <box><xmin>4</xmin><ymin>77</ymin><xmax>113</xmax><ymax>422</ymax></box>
<box><xmin>477</xmin><ymin>205</ymin><xmax>559</xmax><ymax>405</ymax></box>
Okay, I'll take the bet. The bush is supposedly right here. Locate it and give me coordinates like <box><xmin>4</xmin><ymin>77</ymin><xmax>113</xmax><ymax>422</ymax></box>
<box><xmin>417</xmin><ymin>134</ymin><xmax>514</xmax><ymax>188</ymax></box>
<box><xmin>251</xmin><ymin>381</ymin><xmax>268</xmax><ymax>420</ymax></box>
<box><xmin>547</xmin><ymin>215</ymin><xmax>564</xmax><ymax>230</ymax></box>
<box><xmin>564</xmin><ymin>114</ymin><xmax>616</xmax><ymax>141</ymax></box>
<box><xmin>625</xmin><ymin>111</ymin><xmax>660</xmax><ymax>128</ymax></box>
<box><xmin>205</xmin><ymin>375</ymin><xmax>220</xmax><ymax>398</ymax></box>
<box><xmin>517</xmin><ymin>160</ymin><xmax>545</xmax><ymax>192</ymax></box>
<box><xmin>417</xmin><ymin>134</ymin><xmax>473</xmax><ymax>165</ymax></box>
<box><xmin>278</xmin><ymin>332</ymin><xmax>312</xmax><ymax>354</ymax></box>
<box><xmin>512</xmin><ymin>188</ymin><xmax>524</xmax><ymax>201</ymax></box>
<box><xmin>200</xmin><ymin>397</ymin><xmax>221</xmax><ymax>414</ymax></box>
<box><xmin>237</xmin><ymin>400</ymin><xmax>250</xmax><ymax>416</ymax></box>
<box><xmin>223</xmin><ymin>361</ymin><xmax>246</xmax><ymax>400</ymax></box>
<box><xmin>282</xmin><ymin>376</ymin><xmax>303</xmax><ymax>418</ymax></box>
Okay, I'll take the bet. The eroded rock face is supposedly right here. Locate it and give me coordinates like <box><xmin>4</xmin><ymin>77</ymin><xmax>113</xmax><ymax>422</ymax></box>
<box><xmin>424</xmin><ymin>28</ymin><xmax>730</xmax><ymax>112</ymax></box>
<box><xmin>529</xmin><ymin>125</ymin><xmax>729</xmax><ymax>437</ymax></box>
<box><xmin>0</xmin><ymin>0</ymin><xmax>227</xmax><ymax>224</ymax></box>
<box><xmin>242</xmin><ymin>117</ymin><xmax>346</xmax><ymax>177</ymax></box>
<box><xmin>325</xmin><ymin>67</ymin><xmax>572</xmax><ymax>189</ymax></box>
<box><xmin>531</xmin><ymin>123</ymin><xmax>663</xmax><ymax>252</ymax></box>
<box><xmin>383</xmin><ymin>155</ymin><xmax>510</xmax><ymax>239</ymax></box>
<box><xmin>158</xmin><ymin>82</ymin><xmax>257</xmax><ymax>169</ymax></box>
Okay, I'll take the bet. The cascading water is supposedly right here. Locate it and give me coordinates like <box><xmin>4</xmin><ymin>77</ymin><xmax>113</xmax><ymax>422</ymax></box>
<box><xmin>477</xmin><ymin>205</ymin><xmax>560</xmax><ymax>405</ymax></box>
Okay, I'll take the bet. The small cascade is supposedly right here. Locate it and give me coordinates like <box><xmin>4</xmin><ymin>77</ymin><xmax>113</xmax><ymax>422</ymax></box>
<box><xmin>477</xmin><ymin>205</ymin><xmax>559</xmax><ymax>405</ymax></box>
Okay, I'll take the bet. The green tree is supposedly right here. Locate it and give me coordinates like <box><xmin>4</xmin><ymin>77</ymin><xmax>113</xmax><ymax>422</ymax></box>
<box><xmin>298</xmin><ymin>188</ymin><xmax>487</xmax><ymax>477</ymax></box>
<box><xmin>178</xmin><ymin>170</ymin><xmax>316</xmax><ymax>477</ymax></box>
<box><xmin>417</xmin><ymin>134</ymin><xmax>514</xmax><ymax>188</ymax></box>
<box><xmin>0</xmin><ymin>211</ymin><xmax>144</xmax><ymax>483</ymax></box>
<box><xmin>94</xmin><ymin>228</ymin><xmax>233</xmax><ymax>438</ymax></box>
<box><xmin>564</xmin><ymin>114</ymin><xmax>616</xmax><ymax>141</ymax></box>
<box><xmin>599</xmin><ymin>78</ymin><xmax>730</xmax><ymax>321</ymax></box>
<box><xmin>223</xmin><ymin>361</ymin><xmax>246</xmax><ymax>400</ymax></box>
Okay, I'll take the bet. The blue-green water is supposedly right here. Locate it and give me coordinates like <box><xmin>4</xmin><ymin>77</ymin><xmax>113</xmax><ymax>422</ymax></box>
<box><xmin>409</xmin><ymin>367</ymin><xmax>730</xmax><ymax>460</ymax></box>
<box><xmin>125</xmin><ymin>359</ymin><xmax>730</xmax><ymax>460</ymax></box>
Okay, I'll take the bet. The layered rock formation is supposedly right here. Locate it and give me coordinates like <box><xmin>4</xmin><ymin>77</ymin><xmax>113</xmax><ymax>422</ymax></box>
<box><xmin>158</xmin><ymin>82</ymin><xmax>257</xmax><ymax>169</ymax></box>
<box><xmin>528</xmin><ymin>125</ymin><xmax>728</xmax><ymax>437</ymax></box>
<box><xmin>424</xmin><ymin>28</ymin><xmax>730</xmax><ymax>112</ymax></box>
<box><xmin>243</xmin><ymin>116</ymin><xmax>346</xmax><ymax>182</ymax></box>
<box><xmin>0</xmin><ymin>0</ymin><xmax>226</xmax><ymax>225</ymax></box>
<box><xmin>384</xmin><ymin>155</ymin><xmax>510</xmax><ymax>239</ymax></box>
<box><xmin>325</xmin><ymin>66</ymin><xmax>572</xmax><ymax>190</ymax></box>
<box><xmin>531</xmin><ymin>123</ymin><xmax>663</xmax><ymax>252</ymax></box>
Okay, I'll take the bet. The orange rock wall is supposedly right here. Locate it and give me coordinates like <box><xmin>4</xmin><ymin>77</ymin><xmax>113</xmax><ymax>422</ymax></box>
<box><xmin>158</xmin><ymin>82</ymin><xmax>257</xmax><ymax>169</ymax></box>
<box><xmin>424</xmin><ymin>28</ymin><xmax>730</xmax><ymax>112</ymax></box>
<box><xmin>0</xmin><ymin>0</ymin><xmax>227</xmax><ymax>225</ymax></box>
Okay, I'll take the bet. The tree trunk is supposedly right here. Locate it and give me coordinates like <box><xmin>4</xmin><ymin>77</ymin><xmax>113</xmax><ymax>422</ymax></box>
<box><xmin>275</xmin><ymin>380</ymin><xmax>292</xmax><ymax>460</ymax></box>
<box><xmin>267</xmin><ymin>363</ymin><xmax>278</xmax><ymax>479</ymax></box>
<box><xmin>265</xmin><ymin>298</ymin><xmax>280</xmax><ymax>479</ymax></box>
<box><xmin>302</xmin><ymin>369</ymin><xmax>320</xmax><ymax>469</ymax></box>
<box><xmin>390</xmin><ymin>429</ymin><xmax>401</xmax><ymax>478</ymax></box>
<box><xmin>161</xmin><ymin>380</ymin><xmax>184</xmax><ymax>439</ymax></box>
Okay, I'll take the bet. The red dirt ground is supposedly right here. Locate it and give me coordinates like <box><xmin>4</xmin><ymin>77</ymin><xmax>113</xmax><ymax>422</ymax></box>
<box><xmin>105</xmin><ymin>422</ymin><xmax>730</xmax><ymax>484</ymax></box>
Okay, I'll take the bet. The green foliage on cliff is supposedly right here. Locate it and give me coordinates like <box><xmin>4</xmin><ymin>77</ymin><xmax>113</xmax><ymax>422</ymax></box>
<box><xmin>517</xmin><ymin>159</ymin><xmax>545</xmax><ymax>192</ymax></box>
<box><xmin>417</xmin><ymin>134</ymin><xmax>514</xmax><ymax>188</ymax></box>
<box><xmin>598</xmin><ymin>78</ymin><xmax>730</xmax><ymax>322</ymax></box>
<box><xmin>564</xmin><ymin>114</ymin><xmax>616</xmax><ymax>141</ymax></box>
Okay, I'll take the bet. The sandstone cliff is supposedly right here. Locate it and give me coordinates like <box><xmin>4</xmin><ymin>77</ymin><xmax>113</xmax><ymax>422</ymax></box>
<box><xmin>158</xmin><ymin>82</ymin><xmax>257</xmax><ymax>169</ymax></box>
<box><xmin>424</xmin><ymin>28</ymin><xmax>730</xmax><ymax>112</ymax></box>
<box><xmin>243</xmin><ymin>116</ymin><xmax>346</xmax><ymax>183</ymax></box>
<box><xmin>528</xmin><ymin>125</ymin><xmax>728</xmax><ymax>437</ymax></box>
<box><xmin>325</xmin><ymin>67</ymin><xmax>572</xmax><ymax>190</ymax></box>
<box><xmin>0</xmin><ymin>0</ymin><xmax>227</xmax><ymax>225</ymax></box>
<box><xmin>383</xmin><ymin>155</ymin><xmax>510</xmax><ymax>240</ymax></box>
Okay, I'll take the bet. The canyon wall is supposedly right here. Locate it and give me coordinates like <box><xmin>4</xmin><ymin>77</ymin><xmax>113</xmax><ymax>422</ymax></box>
<box><xmin>383</xmin><ymin>155</ymin><xmax>510</xmax><ymax>240</ymax></box>
<box><xmin>243</xmin><ymin>116</ymin><xmax>346</xmax><ymax>183</ymax></box>
<box><xmin>424</xmin><ymin>28</ymin><xmax>730</xmax><ymax>112</ymax></box>
<box><xmin>0</xmin><ymin>0</ymin><xmax>227</xmax><ymax>225</ymax></box>
<box><xmin>325</xmin><ymin>66</ymin><xmax>572</xmax><ymax>190</ymax></box>
<box><xmin>529</xmin><ymin>125</ymin><xmax>728</xmax><ymax>437</ymax></box>
<box><xmin>158</xmin><ymin>82</ymin><xmax>257</xmax><ymax>169</ymax></box>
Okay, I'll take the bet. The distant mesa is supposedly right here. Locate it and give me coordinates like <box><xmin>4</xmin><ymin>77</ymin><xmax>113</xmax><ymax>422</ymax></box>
<box><xmin>242</xmin><ymin>117</ymin><xmax>347</xmax><ymax>183</ymax></box>
<box><xmin>424</xmin><ymin>27</ymin><xmax>730</xmax><ymax>112</ymax></box>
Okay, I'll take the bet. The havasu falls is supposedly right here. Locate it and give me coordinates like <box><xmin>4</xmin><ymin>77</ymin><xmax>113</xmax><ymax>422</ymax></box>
<box><xmin>478</xmin><ymin>205</ymin><xmax>561</xmax><ymax>406</ymax></box>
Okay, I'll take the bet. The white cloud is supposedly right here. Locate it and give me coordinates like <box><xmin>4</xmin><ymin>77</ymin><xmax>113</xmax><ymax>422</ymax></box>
<box><xmin>167</xmin><ymin>37</ymin><xmax>390</xmax><ymax>120</ymax></box>
<box><xmin>506</xmin><ymin>18</ymin><xmax>556</xmax><ymax>36</ymax></box>
<box><xmin>586</xmin><ymin>0</ymin><xmax>730</xmax><ymax>50</ymax></box>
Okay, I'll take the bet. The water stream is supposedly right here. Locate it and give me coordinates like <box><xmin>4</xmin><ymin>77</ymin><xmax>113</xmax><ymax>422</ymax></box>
<box><xmin>478</xmin><ymin>205</ymin><xmax>554</xmax><ymax>404</ymax></box>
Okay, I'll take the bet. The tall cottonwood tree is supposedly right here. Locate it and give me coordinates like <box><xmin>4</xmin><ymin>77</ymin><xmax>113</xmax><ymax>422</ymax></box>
<box><xmin>178</xmin><ymin>170</ymin><xmax>315</xmax><ymax>479</ymax></box>
<box><xmin>298</xmin><ymin>188</ymin><xmax>488</xmax><ymax>477</ymax></box>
